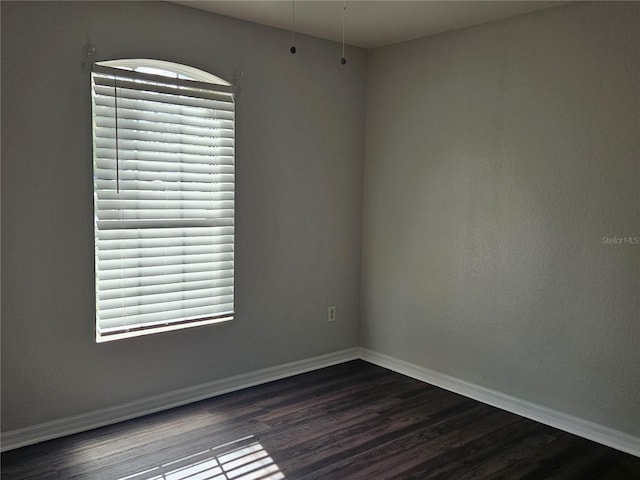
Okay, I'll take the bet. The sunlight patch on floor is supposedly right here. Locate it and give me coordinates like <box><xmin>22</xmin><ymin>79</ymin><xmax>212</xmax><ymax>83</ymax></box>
<box><xmin>118</xmin><ymin>435</ymin><xmax>286</xmax><ymax>480</ymax></box>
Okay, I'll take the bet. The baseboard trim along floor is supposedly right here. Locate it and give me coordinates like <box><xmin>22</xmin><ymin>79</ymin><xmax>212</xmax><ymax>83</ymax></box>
<box><xmin>358</xmin><ymin>348</ymin><xmax>640</xmax><ymax>458</ymax></box>
<box><xmin>2</xmin><ymin>346</ymin><xmax>638</xmax><ymax>458</ymax></box>
<box><xmin>0</xmin><ymin>348</ymin><xmax>359</xmax><ymax>452</ymax></box>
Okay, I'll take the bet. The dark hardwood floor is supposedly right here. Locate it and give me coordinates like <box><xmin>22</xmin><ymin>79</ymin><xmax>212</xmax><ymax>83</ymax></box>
<box><xmin>2</xmin><ymin>360</ymin><xmax>639</xmax><ymax>479</ymax></box>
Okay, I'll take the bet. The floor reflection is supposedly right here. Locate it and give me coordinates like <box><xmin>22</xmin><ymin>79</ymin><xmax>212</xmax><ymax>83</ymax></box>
<box><xmin>118</xmin><ymin>435</ymin><xmax>286</xmax><ymax>480</ymax></box>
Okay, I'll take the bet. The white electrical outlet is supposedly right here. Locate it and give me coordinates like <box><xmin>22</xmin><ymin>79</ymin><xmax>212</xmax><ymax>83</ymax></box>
<box><xmin>328</xmin><ymin>306</ymin><xmax>336</xmax><ymax>322</ymax></box>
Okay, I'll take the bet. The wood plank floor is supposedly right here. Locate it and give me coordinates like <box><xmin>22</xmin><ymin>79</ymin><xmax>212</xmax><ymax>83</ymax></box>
<box><xmin>2</xmin><ymin>360</ymin><xmax>639</xmax><ymax>479</ymax></box>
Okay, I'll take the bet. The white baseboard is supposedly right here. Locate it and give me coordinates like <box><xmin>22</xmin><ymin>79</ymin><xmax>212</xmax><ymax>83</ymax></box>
<box><xmin>359</xmin><ymin>347</ymin><xmax>640</xmax><ymax>458</ymax></box>
<box><xmin>4</xmin><ymin>346</ymin><xmax>638</xmax><ymax>458</ymax></box>
<box><xmin>0</xmin><ymin>348</ymin><xmax>359</xmax><ymax>452</ymax></box>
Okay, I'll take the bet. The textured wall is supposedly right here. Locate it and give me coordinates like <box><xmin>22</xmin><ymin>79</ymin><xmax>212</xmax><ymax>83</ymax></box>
<box><xmin>362</xmin><ymin>2</ymin><xmax>640</xmax><ymax>436</ymax></box>
<box><xmin>1</xmin><ymin>1</ymin><xmax>364</xmax><ymax>430</ymax></box>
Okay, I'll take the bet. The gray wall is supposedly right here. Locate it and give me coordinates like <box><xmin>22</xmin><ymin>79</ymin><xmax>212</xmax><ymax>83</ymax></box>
<box><xmin>362</xmin><ymin>2</ymin><xmax>639</xmax><ymax>436</ymax></box>
<box><xmin>1</xmin><ymin>1</ymin><xmax>365</xmax><ymax>431</ymax></box>
<box><xmin>3</xmin><ymin>0</ymin><xmax>639</xmax><ymax>441</ymax></box>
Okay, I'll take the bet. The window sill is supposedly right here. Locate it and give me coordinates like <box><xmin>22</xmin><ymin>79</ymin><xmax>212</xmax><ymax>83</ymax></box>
<box><xmin>96</xmin><ymin>315</ymin><xmax>234</xmax><ymax>343</ymax></box>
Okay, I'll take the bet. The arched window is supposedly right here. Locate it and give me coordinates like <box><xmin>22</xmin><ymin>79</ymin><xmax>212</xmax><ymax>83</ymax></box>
<box><xmin>96</xmin><ymin>58</ymin><xmax>232</xmax><ymax>84</ymax></box>
<box><xmin>91</xmin><ymin>59</ymin><xmax>235</xmax><ymax>342</ymax></box>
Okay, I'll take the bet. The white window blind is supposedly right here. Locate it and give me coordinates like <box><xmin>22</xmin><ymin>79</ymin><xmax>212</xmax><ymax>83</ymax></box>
<box><xmin>91</xmin><ymin>60</ymin><xmax>235</xmax><ymax>342</ymax></box>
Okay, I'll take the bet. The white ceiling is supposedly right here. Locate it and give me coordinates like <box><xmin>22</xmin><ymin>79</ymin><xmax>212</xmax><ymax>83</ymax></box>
<box><xmin>173</xmin><ymin>1</ymin><xmax>565</xmax><ymax>49</ymax></box>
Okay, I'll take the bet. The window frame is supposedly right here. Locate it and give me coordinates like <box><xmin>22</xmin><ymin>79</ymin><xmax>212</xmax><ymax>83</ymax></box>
<box><xmin>91</xmin><ymin>59</ymin><xmax>235</xmax><ymax>342</ymax></box>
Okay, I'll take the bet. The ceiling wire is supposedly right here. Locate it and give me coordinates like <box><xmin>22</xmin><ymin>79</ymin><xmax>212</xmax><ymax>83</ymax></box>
<box><xmin>341</xmin><ymin>0</ymin><xmax>347</xmax><ymax>65</ymax></box>
<box><xmin>290</xmin><ymin>0</ymin><xmax>296</xmax><ymax>54</ymax></box>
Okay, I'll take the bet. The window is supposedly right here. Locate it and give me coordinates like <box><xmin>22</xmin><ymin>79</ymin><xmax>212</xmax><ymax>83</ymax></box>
<box><xmin>91</xmin><ymin>59</ymin><xmax>235</xmax><ymax>342</ymax></box>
